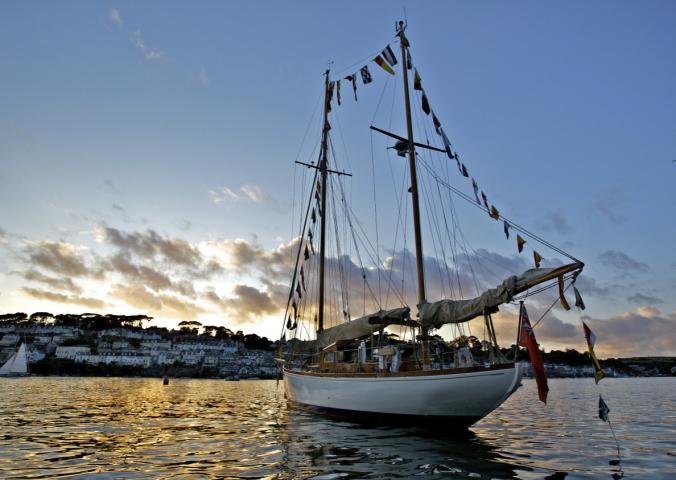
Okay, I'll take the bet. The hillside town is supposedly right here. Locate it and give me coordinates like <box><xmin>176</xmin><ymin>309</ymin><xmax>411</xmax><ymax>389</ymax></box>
<box><xmin>0</xmin><ymin>312</ymin><xmax>278</xmax><ymax>379</ymax></box>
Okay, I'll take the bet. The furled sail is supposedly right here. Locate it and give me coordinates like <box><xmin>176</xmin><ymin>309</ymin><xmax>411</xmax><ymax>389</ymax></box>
<box><xmin>316</xmin><ymin>307</ymin><xmax>412</xmax><ymax>349</ymax></box>
<box><xmin>419</xmin><ymin>262</ymin><xmax>583</xmax><ymax>328</ymax></box>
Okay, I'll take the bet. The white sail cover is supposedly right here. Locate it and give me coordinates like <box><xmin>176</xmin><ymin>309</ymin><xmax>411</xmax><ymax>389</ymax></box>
<box><xmin>419</xmin><ymin>265</ymin><xmax>581</xmax><ymax>328</ymax></box>
<box><xmin>0</xmin><ymin>343</ymin><xmax>28</xmax><ymax>376</ymax></box>
<box><xmin>316</xmin><ymin>307</ymin><xmax>411</xmax><ymax>349</ymax></box>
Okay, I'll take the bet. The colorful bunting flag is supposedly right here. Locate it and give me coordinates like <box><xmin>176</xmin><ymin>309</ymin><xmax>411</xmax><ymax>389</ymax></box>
<box><xmin>407</xmin><ymin>49</ymin><xmax>412</xmax><ymax>70</ymax></box>
<box><xmin>360</xmin><ymin>65</ymin><xmax>373</xmax><ymax>84</ymax></box>
<box><xmin>517</xmin><ymin>234</ymin><xmax>526</xmax><ymax>253</ymax></box>
<box><xmin>286</xmin><ymin>316</ymin><xmax>292</xmax><ymax>329</ymax></box>
<box><xmin>472</xmin><ymin>179</ymin><xmax>481</xmax><ymax>205</ymax></box>
<box><xmin>598</xmin><ymin>395</ymin><xmax>610</xmax><ymax>422</ymax></box>
<box><xmin>296</xmin><ymin>282</ymin><xmax>302</xmax><ymax>299</ymax></box>
<box><xmin>583</xmin><ymin>322</ymin><xmax>605</xmax><ymax>383</ymax></box>
<box><xmin>503</xmin><ymin>220</ymin><xmax>511</xmax><ymax>239</ymax></box>
<box><xmin>481</xmin><ymin>192</ymin><xmax>489</xmax><ymax>210</ymax></box>
<box><xmin>344</xmin><ymin>74</ymin><xmax>358</xmax><ymax>101</ymax></box>
<box><xmin>574</xmin><ymin>286</ymin><xmax>585</xmax><ymax>310</ymax></box>
<box><xmin>308</xmin><ymin>229</ymin><xmax>313</xmax><ymax>241</ymax></box>
<box><xmin>291</xmin><ymin>320</ymin><xmax>297</xmax><ymax>330</ymax></box>
<box><xmin>558</xmin><ymin>275</ymin><xmax>571</xmax><ymax>310</ymax></box>
<box><xmin>304</xmin><ymin>245</ymin><xmax>310</xmax><ymax>260</ymax></box>
<box><xmin>336</xmin><ymin>79</ymin><xmax>341</xmax><ymax>106</ymax></box>
<box><xmin>311</xmin><ymin>208</ymin><xmax>316</xmax><ymax>223</ymax></box>
<box><xmin>292</xmin><ymin>299</ymin><xmax>298</xmax><ymax>319</ymax></box>
<box><xmin>421</xmin><ymin>92</ymin><xmax>430</xmax><ymax>114</ymax></box>
<box><xmin>374</xmin><ymin>55</ymin><xmax>395</xmax><ymax>75</ymax></box>
<box><xmin>439</xmin><ymin>128</ymin><xmax>454</xmax><ymax>160</ymax></box>
<box><xmin>432</xmin><ymin>112</ymin><xmax>441</xmax><ymax>134</ymax></box>
<box><xmin>489</xmin><ymin>205</ymin><xmax>500</xmax><ymax>220</ymax></box>
<box><xmin>519</xmin><ymin>303</ymin><xmax>549</xmax><ymax>403</ymax></box>
<box><xmin>414</xmin><ymin>69</ymin><xmax>422</xmax><ymax>91</ymax></box>
<box><xmin>327</xmin><ymin>81</ymin><xmax>334</xmax><ymax>112</ymax></box>
<box><xmin>461</xmin><ymin>163</ymin><xmax>469</xmax><ymax>177</ymax></box>
<box><xmin>382</xmin><ymin>45</ymin><xmax>397</xmax><ymax>66</ymax></box>
<box><xmin>533</xmin><ymin>250</ymin><xmax>542</xmax><ymax>268</ymax></box>
<box><xmin>300</xmin><ymin>266</ymin><xmax>306</xmax><ymax>291</ymax></box>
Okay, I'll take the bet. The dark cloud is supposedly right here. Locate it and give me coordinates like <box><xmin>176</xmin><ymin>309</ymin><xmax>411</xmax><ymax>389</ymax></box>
<box><xmin>25</xmin><ymin>240</ymin><xmax>91</xmax><ymax>277</ymax></box>
<box><xmin>17</xmin><ymin>269</ymin><xmax>82</xmax><ymax>294</ymax></box>
<box><xmin>101</xmin><ymin>226</ymin><xmax>201</xmax><ymax>267</ymax></box>
<box><xmin>110</xmin><ymin>283</ymin><xmax>205</xmax><ymax>320</ymax></box>
<box><xmin>21</xmin><ymin>287</ymin><xmax>105</xmax><ymax>309</ymax></box>
<box><xmin>581</xmin><ymin>308</ymin><xmax>676</xmax><ymax>357</ymax></box>
<box><xmin>593</xmin><ymin>186</ymin><xmax>626</xmax><ymax>223</ymax></box>
<box><xmin>627</xmin><ymin>292</ymin><xmax>663</xmax><ymax>305</ymax></box>
<box><xmin>573</xmin><ymin>275</ymin><xmax>612</xmax><ymax>297</ymax></box>
<box><xmin>538</xmin><ymin>210</ymin><xmax>573</xmax><ymax>235</ymax></box>
<box><xmin>598</xmin><ymin>250</ymin><xmax>649</xmax><ymax>274</ymax></box>
<box><xmin>205</xmin><ymin>284</ymin><xmax>278</xmax><ymax>322</ymax></box>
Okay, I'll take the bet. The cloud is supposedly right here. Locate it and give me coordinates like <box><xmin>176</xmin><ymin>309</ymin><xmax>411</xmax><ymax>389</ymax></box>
<box><xmin>209</xmin><ymin>183</ymin><xmax>273</xmax><ymax>206</ymax></box>
<box><xmin>103</xmin><ymin>179</ymin><xmax>118</xmax><ymax>193</ymax></box>
<box><xmin>130</xmin><ymin>30</ymin><xmax>167</xmax><ymax>62</ymax></box>
<box><xmin>199</xmin><ymin>65</ymin><xmax>209</xmax><ymax>87</ymax></box>
<box><xmin>22</xmin><ymin>287</ymin><xmax>105</xmax><ymax>310</ymax></box>
<box><xmin>627</xmin><ymin>292</ymin><xmax>663</xmax><ymax>305</ymax></box>
<box><xmin>573</xmin><ymin>275</ymin><xmax>611</xmax><ymax>297</ymax></box>
<box><xmin>206</xmin><ymin>284</ymin><xmax>279</xmax><ymax>322</ymax></box>
<box><xmin>581</xmin><ymin>308</ymin><xmax>676</xmax><ymax>357</ymax></box>
<box><xmin>0</xmin><ymin>227</ymin><xmax>7</xmax><ymax>245</ymax></box>
<box><xmin>24</xmin><ymin>240</ymin><xmax>91</xmax><ymax>277</ymax></box>
<box><xmin>17</xmin><ymin>269</ymin><xmax>82</xmax><ymax>294</ymax></box>
<box><xmin>598</xmin><ymin>250</ymin><xmax>649</xmax><ymax>274</ymax></box>
<box><xmin>110</xmin><ymin>284</ymin><xmax>205</xmax><ymax>320</ymax></box>
<box><xmin>110</xmin><ymin>7</ymin><xmax>123</xmax><ymax>26</ymax></box>
<box><xmin>100</xmin><ymin>226</ymin><xmax>201</xmax><ymax>267</ymax></box>
<box><xmin>593</xmin><ymin>186</ymin><xmax>626</xmax><ymax>223</ymax></box>
<box><xmin>538</xmin><ymin>210</ymin><xmax>573</xmax><ymax>235</ymax></box>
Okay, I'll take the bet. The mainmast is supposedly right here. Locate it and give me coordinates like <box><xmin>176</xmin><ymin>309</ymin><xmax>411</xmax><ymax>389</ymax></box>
<box><xmin>317</xmin><ymin>69</ymin><xmax>331</xmax><ymax>333</ymax></box>
<box><xmin>398</xmin><ymin>21</ymin><xmax>430</xmax><ymax>368</ymax></box>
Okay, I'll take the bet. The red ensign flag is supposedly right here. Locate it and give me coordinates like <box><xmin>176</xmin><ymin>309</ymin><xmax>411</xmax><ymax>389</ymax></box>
<box><xmin>519</xmin><ymin>303</ymin><xmax>549</xmax><ymax>403</ymax></box>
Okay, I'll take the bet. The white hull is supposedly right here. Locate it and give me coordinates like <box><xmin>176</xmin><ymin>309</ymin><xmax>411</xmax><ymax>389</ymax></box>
<box><xmin>284</xmin><ymin>364</ymin><xmax>521</xmax><ymax>424</ymax></box>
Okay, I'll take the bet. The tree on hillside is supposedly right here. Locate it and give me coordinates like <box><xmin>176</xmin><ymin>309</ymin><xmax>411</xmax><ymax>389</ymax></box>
<box><xmin>0</xmin><ymin>312</ymin><xmax>28</xmax><ymax>324</ymax></box>
<box><xmin>178</xmin><ymin>320</ymin><xmax>202</xmax><ymax>335</ymax></box>
<box><xmin>29</xmin><ymin>312</ymin><xmax>54</xmax><ymax>325</ymax></box>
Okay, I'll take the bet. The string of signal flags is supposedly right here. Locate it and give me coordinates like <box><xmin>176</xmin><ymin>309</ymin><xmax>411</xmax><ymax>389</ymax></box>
<box><xmin>328</xmin><ymin>33</ymin><xmax>548</xmax><ymax>273</ymax></box>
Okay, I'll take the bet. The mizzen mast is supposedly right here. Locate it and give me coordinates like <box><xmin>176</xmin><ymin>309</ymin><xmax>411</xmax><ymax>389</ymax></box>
<box><xmin>397</xmin><ymin>21</ymin><xmax>430</xmax><ymax>368</ymax></box>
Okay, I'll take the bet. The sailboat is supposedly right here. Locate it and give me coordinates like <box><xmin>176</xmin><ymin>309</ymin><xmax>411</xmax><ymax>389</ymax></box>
<box><xmin>280</xmin><ymin>22</ymin><xmax>583</xmax><ymax>427</ymax></box>
<box><xmin>0</xmin><ymin>342</ymin><xmax>29</xmax><ymax>377</ymax></box>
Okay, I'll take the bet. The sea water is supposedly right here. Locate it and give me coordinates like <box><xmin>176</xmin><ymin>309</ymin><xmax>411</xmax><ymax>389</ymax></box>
<box><xmin>0</xmin><ymin>377</ymin><xmax>673</xmax><ymax>479</ymax></box>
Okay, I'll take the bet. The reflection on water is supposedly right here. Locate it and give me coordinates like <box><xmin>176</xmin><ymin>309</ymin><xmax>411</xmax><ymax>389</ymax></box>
<box><xmin>0</xmin><ymin>377</ymin><xmax>673</xmax><ymax>478</ymax></box>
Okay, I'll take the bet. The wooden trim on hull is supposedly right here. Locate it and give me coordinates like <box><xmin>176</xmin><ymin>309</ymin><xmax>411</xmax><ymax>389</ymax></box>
<box><xmin>283</xmin><ymin>362</ymin><xmax>515</xmax><ymax>379</ymax></box>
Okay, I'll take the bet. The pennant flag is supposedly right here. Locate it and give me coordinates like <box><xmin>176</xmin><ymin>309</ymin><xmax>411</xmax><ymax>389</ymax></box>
<box><xmin>336</xmin><ymin>80</ymin><xmax>341</xmax><ymax>106</ymax></box>
<box><xmin>432</xmin><ymin>113</ymin><xmax>441</xmax><ymax>134</ymax></box>
<box><xmin>314</xmin><ymin>189</ymin><xmax>320</xmax><ymax>202</ymax></box>
<box><xmin>413</xmin><ymin>69</ymin><xmax>422</xmax><ymax>91</ymax></box>
<box><xmin>421</xmin><ymin>92</ymin><xmax>430</xmax><ymax>114</ymax></box>
<box><xmin>345</xmin><ymin>74</ymin><xmax>358</xmax><ymax>101</ymax></box>
<box><xmin>489</xmin><ymin>205</ymin><xmax>500</xmax><ymax>220</ymax></box>
<box><xmin>291</xmin><ymin>320</ymin><xmax>297</xmax><ymax>330</ymax></box>
<box><xmin>292</xmin><ymin>299</ymin><xmax>298</xmax><ymax>319</ymax></box>
<box><xmin>382</xmin><ymin>45</ymin><xmax>397</xmax><ymax>66</ymax></box>
<box><xmin>574</xmin><ymin>286</ymin><xmax>586</xmax><ymax>310</ymax></box>
<box><xmin>503</xmin><ymin>220</ymin><xmax>511</xmax><ymax>239</ymax></box>
<box><xmin>481</xmin><ymin>192</ymin><xmax>489</xmax><ymax>210</ymax></box>
<box><xmin>300</xmin><ymin>266</ymin><xmax>306</xmax><ymax>291</ymax></box>
<box><xmin>519</xmin><ymin>303</ymin><xmax>549</xmax><ymax>403</ymax></box>
<box><xmin>374</xmin><ymin>55</ymin><xmax>395</xmax><ymax>75</ymax></box>
<box><xmin>461</xmin><ymin>163</ymin><xmax>469</xmax><ymax>177</ymax></box>
<box><xmin>308</xmin><ymin>228</ymin><xmax>313</xmax><ymax>241</ymax></box>
<box><xmin>598</xmin><ymin>395</ymin><xmax>610</xmax><ymax>422</ymax></box>
<box><xmin>360</xmin><ymin>65</ymin><xmax>373</xmax><ymax>84</ymax></box>
<box><xmin>296</xmin><ymin>282</ymin><xmax>302</xmax><ymax>299</ymax></box>
<box><xmin>472</xmin><ymin>179</ymin><xmax>481</xmax><ymax>204</ymax></box>
<box><xmin>517</xmin><ymin>234</ymin><xmax>526</xmax><ymax>253</ymax></box>
<box><xmin>440</xmin><ymin>128</ymin><xmax>454</xmax><ymax>160</ymax></box>
<box><xmin>304</xmin><ymin>245</ymin><xmax>310</xmax><ymax>260</ymax></box>
<box><xmin>533</xmin><ymin>250</ymin><xmax>542</xmax><ymax>268</ymax></box>
<box><xmin>583</xmin><ymin>322</ymin><xmax>605</xmax><ymax>383</ymax></box>
<box><xmin>311</xmin><ymin>208</ymin><xmax>316</xmax><ymax>223</ymax></box>
<box><xmin>558</xmin><ymin>275</ymin><xmax>571</xmax><ymax>310</ymax></box>
<box><xmin>407</xmin><ymin>49</ymin><xmax>412</xmax><ymax>69</ymax></box>
<box><xmin>286</xmin><ymin>316</ymin><xmax>292</xmax><ymax>329</ymax></box>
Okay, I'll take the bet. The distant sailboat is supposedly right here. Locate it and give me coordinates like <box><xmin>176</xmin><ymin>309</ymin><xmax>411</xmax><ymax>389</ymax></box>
<box><xmin>0</xmin><ymin>343</ymin><xmax>29</xmax><ymax>376</ymax></box>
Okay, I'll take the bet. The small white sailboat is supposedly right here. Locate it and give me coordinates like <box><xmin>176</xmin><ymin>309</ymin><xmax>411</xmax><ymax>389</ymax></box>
<box><xmin>280</xmin><ymin>21</ymin><xmax>583</xmax><ymax>427</ymax></box>
<box><xmin>0</xmin><ymin>342</ymin><xmax>29</xmax><ymax>377</ymax></box>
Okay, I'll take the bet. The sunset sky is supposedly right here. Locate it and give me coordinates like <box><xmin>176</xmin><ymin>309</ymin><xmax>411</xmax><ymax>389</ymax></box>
<box><xmin>1</xmin><ymin>1</ymin><xmax>675</xmax><ymax>357</ymax></box>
